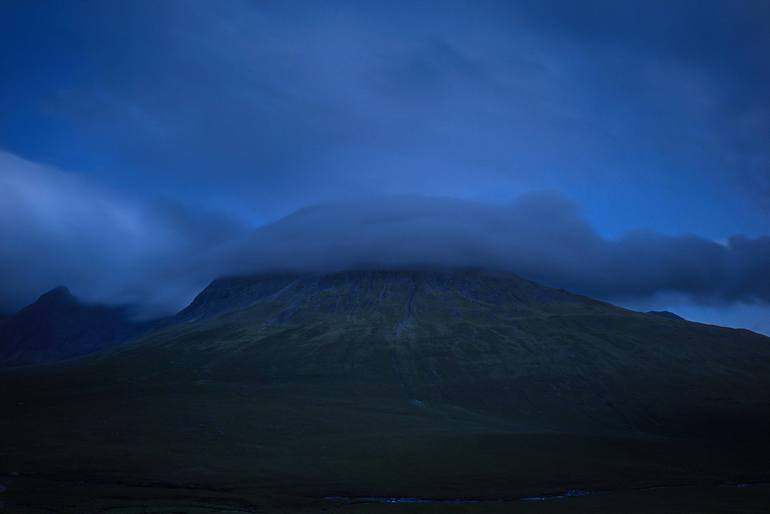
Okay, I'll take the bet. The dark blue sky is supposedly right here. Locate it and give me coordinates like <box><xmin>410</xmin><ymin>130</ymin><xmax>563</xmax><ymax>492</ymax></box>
<box><xmin>1</xmin><ymin>1</ymin><xmax>770</xmax><ymax>331</ymax></box>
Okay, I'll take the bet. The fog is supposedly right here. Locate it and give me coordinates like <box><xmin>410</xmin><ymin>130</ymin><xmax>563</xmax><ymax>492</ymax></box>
<box><xmin>3</xmin><ymin>151</ymin><xmax>770</xmax><ymax>323</ymax></box>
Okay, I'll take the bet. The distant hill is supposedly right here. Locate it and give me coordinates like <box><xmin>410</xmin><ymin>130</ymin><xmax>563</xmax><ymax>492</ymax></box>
<box><xmin>647</xmin><ymin>309</ymin><xmax>685</xmax><ymax>320</ymax></box>
<box><xmin>0</xmin><ymin>286</ymin><xmax>147</xmax><ymax>366</ymax></box>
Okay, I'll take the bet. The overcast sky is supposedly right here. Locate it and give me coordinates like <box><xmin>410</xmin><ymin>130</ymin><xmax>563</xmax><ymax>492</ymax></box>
<box><xmin>2</xmin><ymin>1</ymin><xmax>770</xmax><ymax>333</ymax></box>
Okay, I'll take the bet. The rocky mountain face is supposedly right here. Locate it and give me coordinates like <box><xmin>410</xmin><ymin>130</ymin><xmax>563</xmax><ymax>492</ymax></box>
<box><xmin>174</xmin><ymin>273</ymin><xmax>301</xmax><ymax>323</ymax></box>
<box><xmin>0</xmin><ymin>286</ymin><xmax>146</xmax><ymax>366</ymax></box>
<box><xmin>175</xmin><ymin>268</ymin><xmax>599</xmax><ymax>322</ymax></box>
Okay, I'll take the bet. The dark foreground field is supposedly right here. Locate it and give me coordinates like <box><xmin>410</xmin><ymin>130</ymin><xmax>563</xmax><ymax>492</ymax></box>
<box><xmin>3</xmin><ymin>362</ymin><xmax>769</xmax><ymax>512</ymax></box>
<box><xmin>2</xmin><ymin>271</ymin><xmax>770</xmax><ymax>512</ymax></box>
<box><xmin>2</xmin><ymin>474</ymin><xmax>770</xmax><ymax>513</ymax></box>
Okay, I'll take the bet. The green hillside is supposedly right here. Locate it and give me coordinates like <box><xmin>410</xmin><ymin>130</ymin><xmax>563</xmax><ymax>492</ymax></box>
<box><xmin>2</xmin><ymin>270</ymin><xmax>770</xmax><ymax>512</ymax></box>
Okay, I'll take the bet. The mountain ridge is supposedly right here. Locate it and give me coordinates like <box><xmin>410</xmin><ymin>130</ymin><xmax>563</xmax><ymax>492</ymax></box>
<box><xmin>1</xmin><ymin>270</ymin><xmax>763</xmax><ymax>367</ymax></box>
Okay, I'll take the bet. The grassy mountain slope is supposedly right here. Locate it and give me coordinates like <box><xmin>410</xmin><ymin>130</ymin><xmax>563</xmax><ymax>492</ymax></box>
<box><xmin>1</xmin><ymin>270</ymin><xmax>770</xmax><ymax>512</ymax></box>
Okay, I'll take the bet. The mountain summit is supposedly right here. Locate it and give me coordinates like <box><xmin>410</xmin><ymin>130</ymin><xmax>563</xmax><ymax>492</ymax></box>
<box><xmin>176</xmin><ymin>269</ymin><xmax>599</xmax><ymax>323</ymax></box>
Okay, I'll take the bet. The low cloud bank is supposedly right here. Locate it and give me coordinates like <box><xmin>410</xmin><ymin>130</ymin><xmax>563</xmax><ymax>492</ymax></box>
<box><xmin>221</xmin><ymin>195</ymin><xmax>770</xmax><ymax>307</ymax></box>
<box><xmin>0</xmin><ymin>151</ymin><xmax>241</xmax><ymax>315</ymax></box>
<box><xmin>2</xmin><ymin>151</ymin><xmax>770</xmax><ymax>317</ymax></box>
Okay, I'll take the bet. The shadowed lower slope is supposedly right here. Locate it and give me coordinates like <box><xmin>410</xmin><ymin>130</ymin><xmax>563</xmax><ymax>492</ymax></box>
<box><xmin>1</xmin><ymin>270</ymin><xmax>770</xmax><ymax>511</ymax></box>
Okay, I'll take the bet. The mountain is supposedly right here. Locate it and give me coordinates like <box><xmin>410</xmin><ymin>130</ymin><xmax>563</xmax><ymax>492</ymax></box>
<box><xmin>0</xmin><ymin>286</ymin><xmax>146</xmax><ymax>367</ymax></box>
<box><xmin>1</xmin><ymin>270</ymin><xmax>770</xmax><ymax>512</ymax></box>
<box><xmin>174</xmin><ymin>273</ymin><xmax>301</xmax><ymax>322</ymax></box>
<box><xmin>648</xmin><ymin>309</ymin><xmax>685</xmax><ymax>320</ymax></box>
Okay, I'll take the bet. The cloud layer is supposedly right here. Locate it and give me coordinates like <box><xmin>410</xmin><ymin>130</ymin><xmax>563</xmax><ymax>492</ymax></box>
<box><xmin>5</xmin><ymin>151</ymin><xmax>768</xmax><ymax>319</ymax></box>
<box><xmin>0</xmin><ymin>151</ymin><xmax>241</xmax><ymax>315</ymax></box>
<box><xmin>222</xmin><ymin>194</ymin><xmax>770</xmax><ymax>307</ymax></box>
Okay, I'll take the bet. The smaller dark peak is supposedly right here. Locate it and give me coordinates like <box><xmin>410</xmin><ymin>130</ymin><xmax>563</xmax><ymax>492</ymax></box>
<box><xmin>648</xmin><ymin>310</ymin><xmax>684</xmax><ymax>321</ymax></box>
<box><xmin>18</xmin><ymin>287</ymin><xmax>81</xmax><ymax>315</ymax></box>
<box><xmin>44</xmin><ymin>286</ymin><xmax>72</xmax><ymax>296</ymax></box>
<box><xmin>37</xmin><ymin>286</ymin><xmax>75</xmax><ymax>302</ymax></box>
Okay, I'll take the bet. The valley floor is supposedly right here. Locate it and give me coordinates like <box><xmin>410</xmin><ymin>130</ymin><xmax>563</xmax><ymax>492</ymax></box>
<box><xmin>2</xmin><ymin>474</ymin><xmax>770</xmax><ymax>513</ymax></box>
<box><xmin>2</xmin><ymin>380</ymin><xmax>770</xmax><ymax>512</ymax></box>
